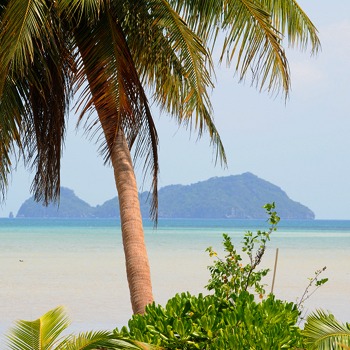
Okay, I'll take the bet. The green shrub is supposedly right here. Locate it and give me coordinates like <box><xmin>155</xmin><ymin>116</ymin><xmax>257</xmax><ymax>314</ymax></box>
<box><xmin>115</xmin><ymin>291</ymin><xmax>303</xmax><ymax>349</ymax></box>
<box><xmin>115</xmin><ymin>204</ymin><xmax>305</xmax><ymax>349</ymax></box>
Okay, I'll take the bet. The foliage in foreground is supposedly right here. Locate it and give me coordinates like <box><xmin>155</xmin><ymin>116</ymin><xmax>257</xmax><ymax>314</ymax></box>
<box><xmin>116</xmin><ymin>291</ymin><xmax>302</xmax><ymax>349</ymax></box>
<box><xmin>5</xmin><ymin>306</ymin><xmax>152</xmax><ymax>350</ymax></box>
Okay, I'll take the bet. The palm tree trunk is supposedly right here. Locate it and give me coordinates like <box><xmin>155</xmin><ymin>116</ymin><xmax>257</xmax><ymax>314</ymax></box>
<box><xmin>72</xmin><ymin>24</ymin><xmax>154</xmax><ymax>314</ymax></box>
<box><xmin>109</xmin><ymin>128</ymin><xmax>154</xmax><ymax>314</ymax></box>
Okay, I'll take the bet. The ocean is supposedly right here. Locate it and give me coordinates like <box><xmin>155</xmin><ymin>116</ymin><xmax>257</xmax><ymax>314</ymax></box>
<box><xmin>0</xmin><ymin>218</ymin><xmax>349</xmax><ymax>337</ymax></box>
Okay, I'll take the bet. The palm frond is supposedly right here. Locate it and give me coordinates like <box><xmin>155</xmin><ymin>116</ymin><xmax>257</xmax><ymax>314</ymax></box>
<box><xmin>0</xmin><ymin>1</ymin><xmax>75</xmax><ymax>205</ymax></box>
<box><xmin>0</xmin><ymin>0</ymin><xmax>53</xmax><ymax>201</ymax></box>
<box><xmin>166</xmin><ymin>0</ymin><xmax>223</xmax><ymax>45</ymax></box>
<box><xmin>303</xmin><ymin>310</ymin><xmax>350</xmax><ymax>350</ymax></box>
<box><xmin>168</xmin><ymin>0</ymin><xmax>320</xmax><ymax>96</ymax></box>
<box><xmin>261</xmin><ymin>0</ymin><xmax>320</xmax><ymax>54</ymax></box>
<box><xmin>6</xmin><ymin>306</ymin><xmax>157</xmax><ymax>350</ymax></box>
<box><xmin>57</xmin><ymin>0</ymin><xmax>104</xmax><ymax>23</ymax></box>
<box><xmin>25</xmin><ymin>13</ymin><xmax>75</xmax><ymax>205</ymax></box>
<box><xmin>59</xmin><ymin>330</ymin><xmax>147</xmax><ymax>350</ymax></box>
<box><xmin>0</xmin><ymin>75</ymin><xmax>24</xmax><ymax>201</ymax></box>
<box><xmin>6</xmin><ymin>306</ymin><xmax>70</xmax><ymax>350</ymax></box>
<box><xmin>0</xmin><ymin>0</ymin><xmax>51</xmax><ymax>89</ymax></box>
<box><xmin>0</xmin><ymin>138</ymin><xmax>12</xmax><ymax>200</ymax></box>
<box><xmin>220</xmin><ymin>0</ymin><xmax>289</xmax><ymax>94</ymax></box>
<box><xmin>120</xmin><ymin>0</ymin><xmax>226</xmax><ymax>166</ymax></box>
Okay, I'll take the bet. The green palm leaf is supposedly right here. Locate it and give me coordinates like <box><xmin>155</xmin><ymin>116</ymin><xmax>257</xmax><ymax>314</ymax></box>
<box><xmin>262</xmin><ymin>0</ymin><xmax>320</xmax><ymax>53</ymax></box>
<box><xmin>168</xmin><ymin>0</ymin><xmax>320</xmax><ymax>95</ymax></box>
<box><xmin>6</xmin><ymin>306</ymin><xmax>70</xmax><ymax>350</ymax></box>
<box><xmin>0</xmin><ymin>0</ymin><xmax>52</xmax><ymax>85</ymax></box>
<box><xmin>59</xmin><ymin>331</ymin><xmax>147</xmax><ymax>350</ymax></box>
<box><xmin>303</xmin><ymin>310</ymin><xmax>350</xmax><ymax>350</ymax></box>
<box><xmin>6</xmin><ymin>306</ymin><xmax>157</xmax><ymax>350</ymax></box>
<box><xmin>0</xmin><ymin>0</ymin><xmax>74</xmax><ymax>204</ymax></box>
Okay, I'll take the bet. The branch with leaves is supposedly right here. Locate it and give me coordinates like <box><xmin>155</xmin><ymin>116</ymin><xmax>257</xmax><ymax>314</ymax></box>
<box><xmin>206</xmin><ymin>202</ymin><xmax>280</xmax><ymax>300</ymax></box>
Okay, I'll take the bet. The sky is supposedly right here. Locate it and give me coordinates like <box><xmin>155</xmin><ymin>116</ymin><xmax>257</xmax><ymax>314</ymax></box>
<box><xmin>1</xmin><ymin>1</ymin><xmax>350</xmax><ymax>219</ymax></box>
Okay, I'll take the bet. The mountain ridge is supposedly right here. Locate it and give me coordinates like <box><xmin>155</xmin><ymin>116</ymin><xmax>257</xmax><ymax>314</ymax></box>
<box><xmin>16</xmin><ymin>172</ymin><xmax>315</xmax><ymax>219</ymax></box>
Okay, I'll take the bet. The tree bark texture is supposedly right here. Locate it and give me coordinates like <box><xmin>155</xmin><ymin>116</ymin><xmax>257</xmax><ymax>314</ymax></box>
<box><xmin>110</xmin><ymin>129</ymin><xmax>154</xmax><ymax>314</ymax></box>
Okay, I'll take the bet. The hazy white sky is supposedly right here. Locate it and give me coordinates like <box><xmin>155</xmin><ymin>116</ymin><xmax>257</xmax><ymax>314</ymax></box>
<box><xmin>1</xmin><ymin>1</ymin><xmax>350</xmax><ymax>219</ymax></box>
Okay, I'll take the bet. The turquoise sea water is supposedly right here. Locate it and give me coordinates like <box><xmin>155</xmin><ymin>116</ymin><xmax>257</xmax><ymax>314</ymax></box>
<box><xmin>1</xmin><ymin>218</ymin><xmax>350</xmax><ymax>252</ymax></box>
<box><xmin>0</xmin><ymin>218</ymin><xmax>350</xmax><ymax>335</ymax></box>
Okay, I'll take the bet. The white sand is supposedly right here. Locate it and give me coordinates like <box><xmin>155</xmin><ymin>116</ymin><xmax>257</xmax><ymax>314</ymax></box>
<box><xmin>0</xmin><ymin>243</ymin><xmax>349</xmax><ymax>338</ymax></box>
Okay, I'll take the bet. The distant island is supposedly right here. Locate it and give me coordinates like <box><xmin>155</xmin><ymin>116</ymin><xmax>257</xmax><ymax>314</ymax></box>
<box><xmin>16</xmin><ymin>172</ymin><xmax>315</xmax><ymax>219</ymax></box>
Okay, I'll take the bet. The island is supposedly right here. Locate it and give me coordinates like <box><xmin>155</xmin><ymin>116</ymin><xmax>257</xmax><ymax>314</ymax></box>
<box><xmin>16</xmin><ymin>172</ymin><xmax>315</xmax><ymax>219</ymax></box>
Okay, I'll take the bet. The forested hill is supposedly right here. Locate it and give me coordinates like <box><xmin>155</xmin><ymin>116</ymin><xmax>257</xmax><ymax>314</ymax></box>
<box><xmin>16</xmin><ymin>172</ymin><xmax>315</xmax><ymax>219</ymax></box>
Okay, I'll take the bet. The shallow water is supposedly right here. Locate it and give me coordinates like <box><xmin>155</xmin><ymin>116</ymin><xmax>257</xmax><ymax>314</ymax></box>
<box><xmin>0</xmin><ymin>218</ymin><xmax>349</xmax><ymax>338</ymax></box>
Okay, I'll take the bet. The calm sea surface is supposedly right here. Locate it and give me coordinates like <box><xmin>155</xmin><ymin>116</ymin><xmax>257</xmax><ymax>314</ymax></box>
<box><xmin>1</xmin><ymin>218</ymin><xmax>350</xmax><ymax>252</ymax></box>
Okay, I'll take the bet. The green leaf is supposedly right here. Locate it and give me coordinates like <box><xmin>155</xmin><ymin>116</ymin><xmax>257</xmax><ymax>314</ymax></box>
<box><xmin>303</xmin><ymin>310</ymin><xmax>350</xmax><ymax>349</ymax></box>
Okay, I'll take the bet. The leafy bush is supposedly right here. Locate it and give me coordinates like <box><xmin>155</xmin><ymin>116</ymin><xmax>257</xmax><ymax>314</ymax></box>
<box><xmin>116</xmin><ymin>291</ymin><xmax>302</xmax><ymax>349</ymax></box>
<box><xmin>115</xmin><ymin>203</ymin><xmax>304</xmax><ymax>349</ymax></box>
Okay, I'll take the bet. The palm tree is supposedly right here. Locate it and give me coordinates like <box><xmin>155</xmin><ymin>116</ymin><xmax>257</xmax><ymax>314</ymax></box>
<box><xmin>0</xmin><ymin>0</ymin><xmax>320</xmax><ymax>315</ymax></box>
<box><xmin>303</xmin><ymin>310</ymin><xmax>350</xmax><ymax>349</ymax></box>
<box><xmin>5</xmin><ymin>306</ymin><xmax>155</xmax><ymax>350</ymax></box>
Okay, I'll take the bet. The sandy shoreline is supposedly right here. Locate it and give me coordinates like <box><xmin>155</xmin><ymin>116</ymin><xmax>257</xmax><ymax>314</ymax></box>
<box><xmin>1</xmin><ymin>243</ymin><xmax>349</xmax><ymax>338</ymax></box>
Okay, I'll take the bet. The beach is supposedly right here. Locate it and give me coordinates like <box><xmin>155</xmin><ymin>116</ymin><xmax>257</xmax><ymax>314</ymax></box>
<box><xmin>0</xmin><ymin>219</ymin><xmax>349</xmax><ymax>338</ymax></box>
